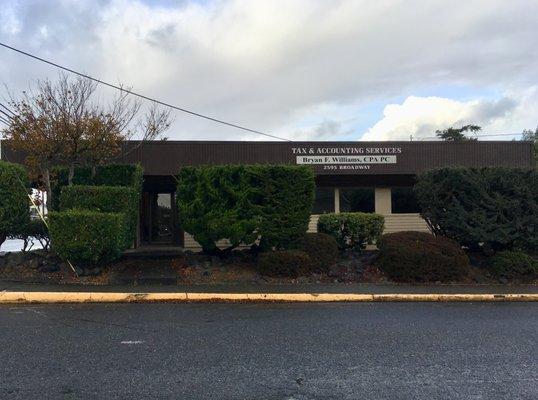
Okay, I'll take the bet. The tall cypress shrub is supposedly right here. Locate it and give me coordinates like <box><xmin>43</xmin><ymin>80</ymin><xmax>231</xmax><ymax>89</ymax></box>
<box><xmin>415</xmin><ymin>167</ymin><xmax>537</xmax><ymax>251</ymax></box>
<box><xmin>177</xmin><ymin>165</ymin><xmax>315</xmax><ymax>254</ymax></box>
<box><xmin>251</xmin><ymin>165</ymin><xmax>315</xmax><ymax>250</ymax></box>
<box><xmin>177</xmin><ymin>165</ymin><xmax>259</xmax><ymax>254</ymax></box>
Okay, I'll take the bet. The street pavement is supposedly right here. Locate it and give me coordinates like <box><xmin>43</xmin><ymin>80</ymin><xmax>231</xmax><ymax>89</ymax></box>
<box><xmin>0</xmin><ymin>303</ymin><xmax>536</xmax><ymax>399</ymax></box>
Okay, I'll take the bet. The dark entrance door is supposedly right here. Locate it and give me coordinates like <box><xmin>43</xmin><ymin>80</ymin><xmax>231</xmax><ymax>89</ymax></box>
<box><xmin>141</xmin><ymin>192</ymin><xmax>181</xmax><ymax>245</ymax></box>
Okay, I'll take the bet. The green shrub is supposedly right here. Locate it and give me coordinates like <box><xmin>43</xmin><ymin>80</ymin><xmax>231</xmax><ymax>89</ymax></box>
<box><xmin>177</xmin><ymin>165</ymin><xmax>258</xmax><ymax>254</ymax></box>
<box><xmin>93</xmin><ymin>164</ymin><xmax>144</xmax><ymax>189</ymax></box>
<box><xmin>10</xmin><ymin>219</ymin><xmax>50</xmax><ymax>251</ymax></box>
<box><xmin>257</xmin><ymin>250</ymin><xmax>312</xmax><ymax>278</ymax></box>
<box><xmin>52</xmin><ymin>164</ymin><xmax>143</xmax><ymax>188</ymax></box>
<box><xmin>253</xmin><ymin>165</ymin><xmax>315</xmax><ymax>250</ymax></box>
<box><xmin>318</xmin><ymin>212</ymin><xmax>384</xmax><ymax>250</ymax></box>
<box><xmin>295</xmin><ymin>233</ymin><xmax>338</xmax><ymax>273</ymax></box>
<box><xmin>177</xmin><ymin>165</ymin><xmax>315</xmax><ymax>254</ymax></box>
<box><xmin>377</xmin><ymin>231</ymin><xmax>469</xmax><ymax>282</ymax></box>
<box><xmin>490</xmin><ymin>250</ymin><xmax>538</xmax><ymax>281</ymax></box>
<box><xmin>51</xmin><ymin>164</ymin><xmax>143</xmax><ymax>210</ymax></box>
<box><xmin>49</xmin><ymin>210</ymin><xmax>126</xmax><ymax>266</ymax></box>
<box><xmin>60</xmin><ymin>185</ymin><xmax>136</xmax><ymax>212</ymax></box>
<box><xmin>0</xmin><ymin>160</ymin><xmax>30</xmax><ymax>247</ymax></box>
<box><xmin>20</xmin><ymin>218</ymin><xmax>48</xmax><ymax>239</ymax></box>
<box><xmin>415</xmin><ymin>167</ymin><xmax>538</xmax><ymax>252</ymax></box>
<box><xmin>59</xmin><ymin>185</ymin><xmax>138</xmax><ymax>248</ymax></box>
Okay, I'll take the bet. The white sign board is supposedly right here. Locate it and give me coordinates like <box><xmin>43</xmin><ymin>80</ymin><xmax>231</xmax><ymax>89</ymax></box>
<box><xmin>296</xmin><ymin>155</ymin><xmax>397</xmax><ymax>165</ymax></box>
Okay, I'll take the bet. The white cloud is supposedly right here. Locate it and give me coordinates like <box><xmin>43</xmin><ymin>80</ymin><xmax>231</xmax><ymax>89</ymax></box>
<box><xmin>361</xmin><ymin>89</ymin><xmax>538</xmax><ymax>141</ymax></box>
<box><xmin>1</xmin><ymin>0</ymin><xmax>537</xmax><ymax>140</ymax></box>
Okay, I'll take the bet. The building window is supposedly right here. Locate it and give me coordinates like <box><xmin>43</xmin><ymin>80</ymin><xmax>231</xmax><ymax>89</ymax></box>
<box><xmin>340</xmin><ymin>187</ymin><xmax>375</xmax><ymax>213</ymax></box>
<box><xmin>391</xmin><ymin>187</ymin><xmax>420</xmax><ymax>213</ymax></box>
<box><xmin>312</xmin><ymin>187</ymin><xmax>335</xmax><ymax>214</ymax></box>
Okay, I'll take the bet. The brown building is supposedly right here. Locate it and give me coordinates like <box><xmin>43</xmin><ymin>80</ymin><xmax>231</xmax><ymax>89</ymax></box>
<box><xmin>2</xmin><ymin>140</ymin><xmax>535</xmax><ymax>249</ymax></box>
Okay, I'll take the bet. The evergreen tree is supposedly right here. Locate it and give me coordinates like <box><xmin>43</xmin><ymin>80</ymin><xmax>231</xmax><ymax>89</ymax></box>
<box><xmin>436</xmin><ymin>125</ymin><xmax>481</xmax><ymax>141</ymax></box>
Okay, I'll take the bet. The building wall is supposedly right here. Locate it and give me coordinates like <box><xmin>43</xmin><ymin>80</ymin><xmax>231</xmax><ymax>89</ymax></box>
<box><xmin>112</xmin><ymin>140</ymin><xmax>533</xmax><ymax>176</ymax></box>
<box><xmin>7</xmin><ymin>141</ymin><xmax>531</xmax><ymax>175</ymax></box>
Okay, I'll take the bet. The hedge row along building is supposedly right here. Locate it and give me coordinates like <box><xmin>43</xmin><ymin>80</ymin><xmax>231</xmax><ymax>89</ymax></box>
<box><xmin>2</xmin><ymin>140</ymin><xmax>534</xmax><ymax>250</ymax></box>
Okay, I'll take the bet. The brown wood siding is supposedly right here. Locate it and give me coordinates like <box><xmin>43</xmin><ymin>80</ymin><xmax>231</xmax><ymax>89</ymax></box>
<box><xmin>118</xmin><ymin>141</ymin><xmax>535</xmax><ymax>175</ymax></box>
<box><xmin>2</xmin><ymin>140</ymin><xmax>534</xmax><ymax>176</ymax></box>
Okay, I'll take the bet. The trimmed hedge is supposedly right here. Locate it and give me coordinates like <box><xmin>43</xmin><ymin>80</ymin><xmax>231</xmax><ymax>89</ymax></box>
<box><xmin>318</xmin><ymin>212</ymin><xmax>384</xmax><ymax>251</ymax></box>
<box><xmin>9</xmin><ymin>219</ymin><xmax>50</xmax><ymax>251</ymax></box>
<box><xmin>415</xmin><ymin>167</ymin><xmax>538</xmax><ymax>252</ymax></box>
<box><xmin>49</xmin><ymin>210</ymin><xmax>126</xmax><ymax>266</ymax></box>
<box><xmin>490</xmin><ymin>250</ymin><xmax>538</xmax><ymax>281</ymax></box>
<box><xmin>52</xmin><ymin>164</ymin><xmax>143</xmax><ymax>188</ymax></box>
<box><xmin>257</xmin><ymin>250</ymin><xmax>313</xmax><ymax>278</ymax></box>
<box><xmin>0</xmin><ymin>160</ymin><xmax>30</xmax><ymax>247</ymax></box>
<box><xmin>177</xmin><ymin>165</ymin><xmax>315</xmax><ymax>254</ymax></box>
<box><xmin>59</xmin><ymin>185</ymin><xmax>138</xmax><ymax>248</ymax></box>
<box><xmin>60</xmin><ymin>185</ymin><xmax>136</xmax><ymax>212</ymax></box>
<box><xmin>51</xmin><ymin>164</ymin><xmax>143</xmax><ymax>210</ymax></box>
<box><xmin>50</xmin><ymin>164</ymin><xmax>143</xmax><ymax>266</ymax></box>
<box><xmin>295</xmin><ymin>233</ymin><xmax>338</xmax><ymax>273</ymax></box>
<box><xmin>377</xmin><ymin>231</ymin><xmax>469</xmax><ymax>282</ymax></box>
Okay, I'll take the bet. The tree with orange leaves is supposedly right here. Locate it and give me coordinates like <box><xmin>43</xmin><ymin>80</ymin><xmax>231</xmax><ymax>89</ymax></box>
<box><xmin>2</xmin><ymin>73</ymin><xmax>171</xmax><ymax>210</ymax></box>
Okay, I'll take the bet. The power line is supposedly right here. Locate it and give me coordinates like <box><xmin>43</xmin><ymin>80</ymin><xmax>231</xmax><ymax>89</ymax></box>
<box><xmin>0</xmin><ymin>42</ymin><xmax>292</xmax><ymax>142</ymax></box>
<box><xmin>0</xmin><ymin>102</ymin><xmax>15</xmax><ymax>116</ymax></box>
<box><xmin>0</xmin><ymin>106</ymin><xmax>13</xmax><ymax>121</ymax></box>
<box><xmin>420</xmin><ymin>133</ymin><xmax>524</xmax><ymax>140</ymax></box>
<box><xmin>468</xmin><ymin>133</ymin><xmax>522</xmax><ymax>137</ymax></box>
<box><xmin>474</xmin><ymin>133</ymin><xmax>523</xmax><ymax>137</ymax></box>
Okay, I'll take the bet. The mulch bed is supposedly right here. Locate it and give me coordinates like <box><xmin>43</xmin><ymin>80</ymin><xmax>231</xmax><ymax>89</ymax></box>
<box><xmin>1</xmin><ymin>249</ymin><xmax>529</xmax><ymax>286</ymax></box>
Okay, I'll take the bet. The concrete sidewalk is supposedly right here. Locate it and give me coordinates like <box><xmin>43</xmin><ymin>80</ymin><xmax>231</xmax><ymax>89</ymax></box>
<box><xmin>1</xmin><ymin>281</ymin><xmax>537</xmax><ymax>294</ymax></box>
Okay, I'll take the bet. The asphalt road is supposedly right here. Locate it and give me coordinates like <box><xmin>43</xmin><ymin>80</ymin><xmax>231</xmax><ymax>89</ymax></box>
<box><xmin>0</xmin><ymin>303</ymin><xmax>536</xmax><ymax>399</ymax></box>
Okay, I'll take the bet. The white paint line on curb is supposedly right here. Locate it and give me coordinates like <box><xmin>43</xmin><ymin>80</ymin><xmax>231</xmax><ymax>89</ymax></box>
<box><xmin>0</xmin><ymin>291</ymin><xmax>537</xmax><ymax>303</ymax></box>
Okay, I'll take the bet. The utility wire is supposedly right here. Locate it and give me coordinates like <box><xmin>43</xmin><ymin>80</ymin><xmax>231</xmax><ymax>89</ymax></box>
<box><xmin>0</xmin><ymin>42</ymin><xmax>292</xmax><ymax>142</ymax></box>
<box><xmin>0</xmin><ymin>102</ymin><xmax>15</xmax><ymax>116</ymax></box>
<box><xmin>474</xmin><ymin>133</ymin><xmax>522</xmax><ymax>137</ymax></box>
<box><xmin>0</xmin><ymin>105</ymin><xmax>14</xmax><ymax>121</ymax></box>
<box><xmin>420</xmin><ymin>133</ymin><xmax>524</xmax><ymax>140</ymax></box>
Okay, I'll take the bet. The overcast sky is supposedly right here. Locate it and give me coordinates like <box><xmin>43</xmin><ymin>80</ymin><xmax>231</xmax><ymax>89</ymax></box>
<box><xmin>1</xmin><ymin>0</ymin><xmax>537</xmax><ymax>141</ymax></box>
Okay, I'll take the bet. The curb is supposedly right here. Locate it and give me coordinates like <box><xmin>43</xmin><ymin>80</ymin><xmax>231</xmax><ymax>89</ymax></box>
<box><xmin>1</xmin><ymin>291</ymin><xmax>538</xmax><ymax>303</ymax></box>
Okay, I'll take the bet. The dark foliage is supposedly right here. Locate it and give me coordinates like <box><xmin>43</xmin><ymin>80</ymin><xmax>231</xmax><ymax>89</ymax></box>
<box><xmin>257</xmin><ymin>250</ymin><xmax>312</xmax><ymax>278</ymax></box>
<box><xmin>377</xmin><ymin>231</ymin><xmax>469</xmax><ymax>282</ymax></box>
<box><xmin>177</xmin><ymin>165</ymin><xmax>315</xmax><ymax>254</ymax></box>
<box><xmin>436</xmin><ymin>125</ymin><xmax>480</xmax><ymax>142</ymax></box>
<box><xmin>415</xmin><ymin>167</ymin><xmax>538</xmax><ymax>252</ymax></box>
<box><xmin>49</xmin><ymin>164</ymin><xmax>143</xmax><ymax>266</ymax></box>
<box><xmin>489</xmin><ymin>250</ymin><xmax>537</xmax><ymax>281</ymax></box>
<box><xmin>176</xmin><ymin>165</ymin><xmax>257</xmax><ymax>254</ymax></box>
<box><xmin>0</xmin><ymin>160</ymin><xmax>30</xmax><ymax>247</ymax></box>
<box><xmin>253</xmin><ymin>165</ymin><xmax>316</xmax><ymax>250</ymax></box>
<box><xmin>51</xmin><ymin>164</ymin><xmax>143</xmax><ymax>210</ymax></box>
<box><xmin>294</xmin><ymin>233</ymin><xmax>338</xmax><ymax>273</ymax></box>
<box><xmin>59</xmin><ymin>185</ymin><xmax>138</xmax><ymax>248</ymax></box>
<box><xmin>9</xmin><ymin>219</ymin><xmax>50</xmax><ymax>252</ymax></box>
<box><xmin>317</xmin><ymin>212</ymin><xmax>384</xmax><ymax>250</ymax></box>
<box><xmin>49</xmin><ymin>210</ymin><xmax>126</xmax><ymax>266</ymax></box>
